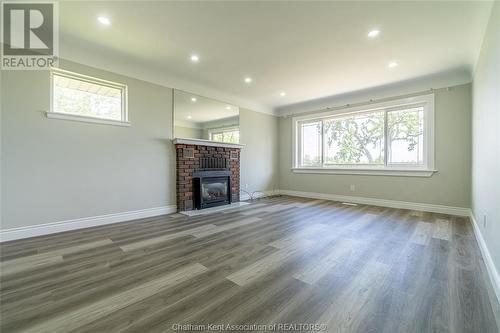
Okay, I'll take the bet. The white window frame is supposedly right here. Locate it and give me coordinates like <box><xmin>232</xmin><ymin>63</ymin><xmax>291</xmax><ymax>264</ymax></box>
<box><xmin>208</xmin><ymin>126</ymin><xmax>240</xmax><ymax>142</ymax></box>
<box><xmin>47</xmin><ymin>68</ymin><xmax>130</xmax><ymax>127</ymax></box>
<box><xmin>292</xmin><ymin>94</ymin><xmax>436</xmax><ymax>177</ymax></box>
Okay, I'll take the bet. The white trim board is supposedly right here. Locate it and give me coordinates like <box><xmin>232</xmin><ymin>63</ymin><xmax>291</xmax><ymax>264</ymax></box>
<box><xmin>469</xmin><ymin>212</ymin><xmax>500</xmax><ymax>305</ymax></box>
<box><xmin>173</xmin><ymin>137</ymin><xmax>245</xmax><ymax>149</ymax></box>
<box><xmin>278</xmin><ymin>190</ymin><xmax>470</xmax><ymax>216</ymax></box>
<box><xmin>46</xmin><ymin>112</ymin><xmax>131</xmax><ymax>127</ymax></box>
<box><xmin>240</xmin><ymin>189</ymin><xmax>280</xmax><ymax>201</ymax></box>
<box><xmin>291</xmin><ymin>167</ymin><xmax>437</xmax><ymax>177</ymax></box>
<box><xmin>180</xmin><ymin>202</ymin><xmax>249</xmax><ymax>217</ymax></box>
<box><xmin>0</xmin><ymin>205</ymin><xmax>176</xmax><ymax>243</ymax></box>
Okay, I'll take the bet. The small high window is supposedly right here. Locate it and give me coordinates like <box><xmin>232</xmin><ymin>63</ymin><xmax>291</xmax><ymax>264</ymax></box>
<box><xmin>48</xmin><ymin>69</ymin><xmax>129</xmax><ymax>126</ymax></box>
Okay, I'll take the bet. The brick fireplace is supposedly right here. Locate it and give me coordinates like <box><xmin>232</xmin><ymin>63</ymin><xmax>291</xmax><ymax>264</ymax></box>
<box><xmin>173</xmin><ymin>138</ymin><xmax>243</xmax><ymax>211</ymax></box>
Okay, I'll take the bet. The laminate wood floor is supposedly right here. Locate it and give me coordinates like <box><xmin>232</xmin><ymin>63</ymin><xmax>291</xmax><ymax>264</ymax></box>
<box><xmin>1</xmin><ymin>196</ymin><xmax>499</xmax><ymax>333</ymax></box>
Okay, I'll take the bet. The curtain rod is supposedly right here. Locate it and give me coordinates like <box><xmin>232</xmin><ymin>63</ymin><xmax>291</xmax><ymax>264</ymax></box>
<box><xmin>283</xmin><ymin>87</ymin><xmax>450</xmax><ymax>118</ymax></box>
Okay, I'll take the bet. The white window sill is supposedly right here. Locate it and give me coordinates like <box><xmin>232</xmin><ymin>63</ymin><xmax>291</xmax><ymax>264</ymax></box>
<box><xmin>46</xmin><ymin>112</ymin><xmax>130</xmax><ymax>127</ymax></box>
<box><xmin>291</xmin><ymin>167</ymin><xmax>437</xmax><ymax>177</ymax></box>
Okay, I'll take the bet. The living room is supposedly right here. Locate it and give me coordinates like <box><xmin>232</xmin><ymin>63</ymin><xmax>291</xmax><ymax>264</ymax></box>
<box><xmin>1</xmin><ymin>1</ymin><xmax>499</xmax><ymax>332</ymax></box>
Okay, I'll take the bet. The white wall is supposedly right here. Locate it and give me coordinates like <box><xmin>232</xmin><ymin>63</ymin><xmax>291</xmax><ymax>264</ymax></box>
<box><xmin>1</xmin><ymin>60</ymin><xmax>279</xmax><ymax>233</ymax></box>
<box><xmin>471</xmin><ymin>1</ymin><xmax>500</xmax><ymax>296</ymax></box>
<box><xmin>174</xmin><ymin>126</ymin><xmax>204</xmax><ymax>139</ymax></box>
<box><xmin>1</xmin><ymin>60</ymin><xmax>176</xmax><ymax>230</ymax></box>
<box><xmin>240</xmin><ymin>108</ymin><xmax>279</xmax><ymax>196</ymax></box>
<box><xmin>278</xmin><ymin>83</ymin><xmax>472</xmax><ymax>209</ymax></box>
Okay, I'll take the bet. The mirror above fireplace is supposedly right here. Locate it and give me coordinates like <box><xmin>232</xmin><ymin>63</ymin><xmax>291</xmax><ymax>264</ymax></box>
<box><xmin>174</xmin><ymin>89</ymin><xmax>240</xmax><ymax>143</ymax></box>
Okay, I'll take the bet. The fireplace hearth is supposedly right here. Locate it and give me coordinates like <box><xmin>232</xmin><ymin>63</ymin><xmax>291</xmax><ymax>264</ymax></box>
<box><xmin>173</xmin><ymin>138</ymin><xmax>243</xmax><ymax>212</ymax></box>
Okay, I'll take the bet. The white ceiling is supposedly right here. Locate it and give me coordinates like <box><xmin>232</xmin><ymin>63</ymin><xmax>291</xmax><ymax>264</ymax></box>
<box><xmin>58</xmin><ymin>1</ymin><xmax>493</xmax><ymax>114</ymax></box>
<box><xmin>174</xmin><ymin>90</ymin><xmax>239</xmax><ymax>126</ymax></box>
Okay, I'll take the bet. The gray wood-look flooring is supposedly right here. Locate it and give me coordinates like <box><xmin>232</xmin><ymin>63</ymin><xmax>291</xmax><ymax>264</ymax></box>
<box><xmin>1</xmin><ymin>196</ymin><xmax>499</xmax><ymax>333</ymax></box>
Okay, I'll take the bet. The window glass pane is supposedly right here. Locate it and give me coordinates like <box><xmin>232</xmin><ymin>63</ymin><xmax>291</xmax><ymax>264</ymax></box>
<box><xmin>211</xmin><ymin>133</ymin><xmax>223</xmax><ymax>142</ymax></box>
<box><xmin>222</xmin><ymin>130</ymin><xmax>239</xmax><ymax>144</ymax></box>
<box><xmin>323</xmin><ymin>112</ymin><xmax>384</xmax><ymax>165</ymax></box>
<box><xmin>300</xmin><ymin>121</ymin><xmax>321</xmax><ymax>166</ymax></box>
<box><xmin>211</xmin><ymin>130</ymin><xmax>239</xmax><ymax>143</ymax></box>
<box><xmin>387</xmin><ymin>107</ymin><xmax>424</xmax><ymax>165</ymax></box>
<box><xmin>53</xmin><ymin>74</ymin><xmax>123</xmax><ymax>121</ymax></box>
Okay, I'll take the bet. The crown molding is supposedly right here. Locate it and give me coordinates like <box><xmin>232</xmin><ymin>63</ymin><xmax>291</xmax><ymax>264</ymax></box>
<box><xmin>276</xmin><ymin>68</ymin><xmax>472</xmax><ymax>116</ymax></box>
<box><xmin>59</xmin><ymin>38</ymin><xmax>471</xmax><ymax>119</ymax></box>
<box><xmin>59</xmin><ymin>38</ymin><xmax>276</xmax><ymax>116</ymax></box>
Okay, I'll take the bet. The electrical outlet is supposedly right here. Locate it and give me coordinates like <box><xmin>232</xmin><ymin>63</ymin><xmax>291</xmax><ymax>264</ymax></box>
<box><xmin>483</xmin><ymin>215</ymin><xmax>487</xmax><ymax>228</ymax></box>
<box><xmin>349</xmin><ymin>184</ymin><xmax>355</xmax><ymax>191</ymax></box>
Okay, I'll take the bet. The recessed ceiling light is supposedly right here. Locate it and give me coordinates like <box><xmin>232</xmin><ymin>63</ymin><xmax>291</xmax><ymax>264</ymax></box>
<box><xmin>191</xmin><ymin>97</ymin><xmax>197</xmax><ymax>102</ymax></box>
<box><xmin>368</xmin><ymin>29</ymin><xmax>380</xmax><ymax>38</ymax></box>
<box><xmin>225</xmin><ymin>106</ymin><xmax>231</xmax><ymax>110</ymax></box>
<box><xmin>244</xmin><ymin>77</ymin><xmax>252</xmax><ymax>84</ymax></box>
<box><xmin>280</xmin><ymin>91</ymin><xmax>286</xmax><ymax>97</ymax></box>
<box><xmin>190</xmin><ymin>54</ymin><xmax>199</xmax><ymax>63</ymax></box>
<box><xmin>187</xmin><ymin>115</ymin><xmax>192</xmax><ymax>119</ymax></box>
<box><xmin>388</xmin><ymin>61</ymin><xmax>399</xmax><ymax>69</ymax></box>
<box><xmin>97</xmin><ymin>16</ymin><xmax>111</xmax><ymax>26</ymax></box>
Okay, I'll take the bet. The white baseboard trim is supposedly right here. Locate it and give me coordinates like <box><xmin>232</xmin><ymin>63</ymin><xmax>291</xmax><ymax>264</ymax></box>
<box><xmin>278</xmin><ymin>190</ymin><xmax>470</xmax><ymax>216</ymax></box>
<box><xmin>240</xmin><ymin>189</ymin><xmax>279</xmax><ymax>201</ymax></box>
<box><xmin>0</xmin><ymin>205</ymin><xmax>177</xmax><ymax>243</ymax></box>
<box><xmin>469</xmin><ymin>211</ymin><xmax>500</xmax><ymax>305</ymax></box>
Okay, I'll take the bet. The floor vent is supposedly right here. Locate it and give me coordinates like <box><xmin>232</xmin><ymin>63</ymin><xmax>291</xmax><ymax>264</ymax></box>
<box><xmin>341</xmin><ymin>202</ymin><xmax>358</xmax><ymax>206</ymax></box>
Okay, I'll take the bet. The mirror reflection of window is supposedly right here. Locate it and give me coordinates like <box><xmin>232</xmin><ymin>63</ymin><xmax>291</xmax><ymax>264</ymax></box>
<box><xmin>173</xmin><ymin>89</ymin><xmax>240</xmax><ymax>143</ymax></box>
<box><xmin>209</xmin><ymin>127</ymin><xmax>240</xmax><ymax>143</ymax></box>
